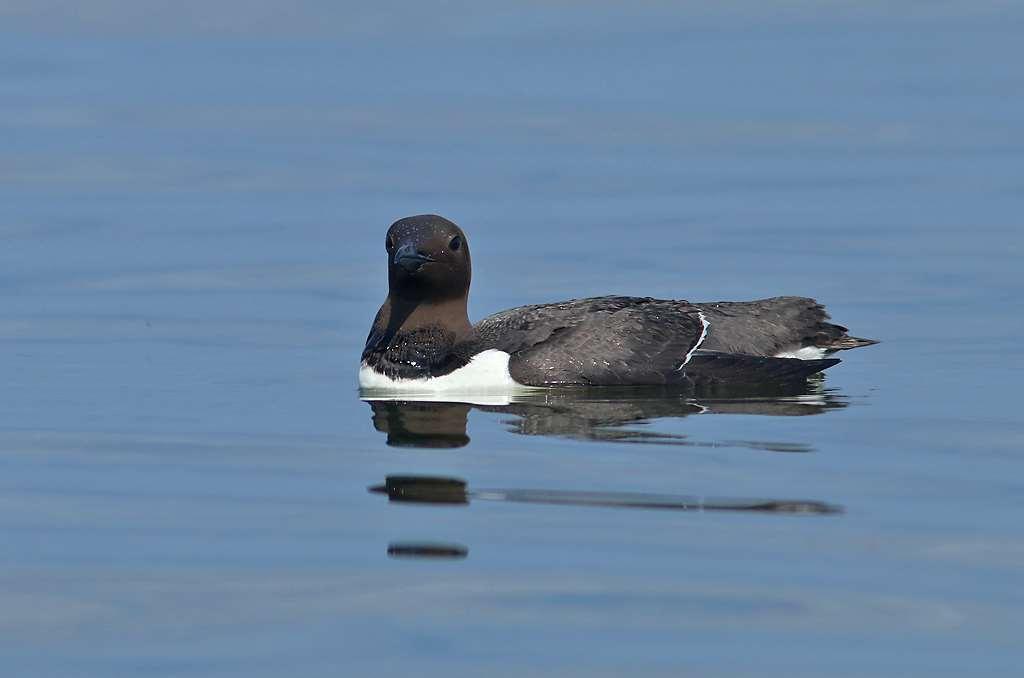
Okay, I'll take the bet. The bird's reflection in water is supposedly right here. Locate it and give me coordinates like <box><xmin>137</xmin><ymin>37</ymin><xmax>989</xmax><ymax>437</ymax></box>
<box><xmin>371</xmin><ymin>475</ymin><xmax>842</xmax><ymax>515</ymax></box>
<box><xmin>387</xmin><ymin>542</ymin><xmax>469</xmax><ymax>560</ymax></box>
<box><xmin>370</xmin><ymin>400</ymin><xmax>473</xmax><ymax>448</ymax></box>
<box><xmin>365</xmin><ymin>380</ymin><xmax>847</xmax><ymax>450</ymax></box>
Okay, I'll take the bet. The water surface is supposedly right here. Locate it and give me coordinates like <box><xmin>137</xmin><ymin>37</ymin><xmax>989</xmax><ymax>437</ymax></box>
<box><xmin>2</xmin><ymin>4</ymin><xmax>1023</xmax><ymax>677</ymax></box>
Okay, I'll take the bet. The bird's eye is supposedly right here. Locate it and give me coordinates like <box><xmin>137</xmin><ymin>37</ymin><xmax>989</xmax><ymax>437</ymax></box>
<box><xmin>449</xmin><ymin>236</ymin><xmax>462</xmax><ymax>251</ymax></box>
<box><xmin>385</xmin><ymin>234</ymin><xmax>395</xmax><ymax>251</ymax></box>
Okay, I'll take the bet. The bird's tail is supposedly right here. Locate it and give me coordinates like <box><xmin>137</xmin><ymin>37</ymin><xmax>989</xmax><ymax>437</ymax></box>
<box><xmin>820</xmin><ymin>334</ymin><xmax>879</xmax><ymax>351</ymax></box>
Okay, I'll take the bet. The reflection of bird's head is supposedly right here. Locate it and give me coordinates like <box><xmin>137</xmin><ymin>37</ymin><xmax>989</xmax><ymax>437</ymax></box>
<box><xmin>368</xmin><ymin>400</ymin><xmax>471</xmax><ymax>448</ymax></box>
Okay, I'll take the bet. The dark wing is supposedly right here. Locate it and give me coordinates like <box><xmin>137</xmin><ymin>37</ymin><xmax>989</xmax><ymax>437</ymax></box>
<box><xmin>697</xmin><ymin>296</ymin><xmax>877</xmax><ymax>356</ymax></box>
<box><xmin>684</xmin><ymin>351</ymin><xmax>840</xmax><ymax>386</ymax></box>
<box><xmin>474</xmin><ymin>296</ymin><xmax>704</xmax><ymax>386</ymax></box>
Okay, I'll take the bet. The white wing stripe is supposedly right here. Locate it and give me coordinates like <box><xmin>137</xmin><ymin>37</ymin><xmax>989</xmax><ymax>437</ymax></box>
<box><xmin>682</xmin><ymin>311</ymin><xmax>710</xmax><ymax>367</ymax></box>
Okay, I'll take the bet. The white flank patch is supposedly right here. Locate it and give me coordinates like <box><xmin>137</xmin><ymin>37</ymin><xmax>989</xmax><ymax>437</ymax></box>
<box><xmin>359</xmin><ymin>349</ymin><xmax>536</xmax><ymax>405</ymax></box>
<box><xmin>774</xmin><ymin>346</ymin><xmax>828</xmax><ymax>360</ymax></box>
<box><xmin>681</xmin><ymin>311</ymin><xmax>710</xmax><ymax>368</ymax></box>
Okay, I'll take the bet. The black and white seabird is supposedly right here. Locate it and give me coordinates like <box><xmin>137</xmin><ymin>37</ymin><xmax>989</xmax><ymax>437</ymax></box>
<box><xmin>359</xmin><ymin>215</ymin><xmax>877</xmax><ymax>392</ymax></box>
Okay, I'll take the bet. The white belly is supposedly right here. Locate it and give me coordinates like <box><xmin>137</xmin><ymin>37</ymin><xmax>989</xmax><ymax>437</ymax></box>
<box><xmin>359</xmin><ymin>349</ymin><xmax>535</xmax><ymax>404</ymax></box>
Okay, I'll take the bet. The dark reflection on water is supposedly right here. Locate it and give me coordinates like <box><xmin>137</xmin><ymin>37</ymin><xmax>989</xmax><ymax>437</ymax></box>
<box><xmin>365</xmin><ymin>380</ymin><xmax>846</xmax><ymax>451</ymax></box>
<box><xmin>370</xmin><ymin>401</ymin><xmax>473</xmax><ymax>448</ymax></box>
<box><xmin>387</xmin><ymin>542</ymin><xmax>469</xmax><ymax>560</ymax></box>
<box><xmin>370</xmin><ymin>475</ymin><xmax>843</xmax><ymax>515</ymax></box>
<box><xmin>373</xmin><ymin>474</ymin><xmax>839</xmax><ymax>561</ymax></box>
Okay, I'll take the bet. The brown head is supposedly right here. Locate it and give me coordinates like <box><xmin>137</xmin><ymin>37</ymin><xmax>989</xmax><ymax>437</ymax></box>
<box><xmin>385</xmin><ymin>214</ymin><xmax>471</xmax><ymax>303</ymax></box>
<box><xmin>367</xmin><ymin>215</ymin><xmax>474</xmax><ymax>348</ymax></box>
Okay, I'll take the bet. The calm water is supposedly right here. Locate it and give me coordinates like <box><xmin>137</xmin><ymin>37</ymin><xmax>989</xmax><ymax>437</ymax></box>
<box><xmin>2</xmin><ymin>4</ymin><xmax>1023</xmax><ymax>676</ymax></box>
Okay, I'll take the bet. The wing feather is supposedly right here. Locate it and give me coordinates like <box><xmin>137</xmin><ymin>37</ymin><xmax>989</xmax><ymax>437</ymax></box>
<box><xmin>474</xmin><ymin>296</ymin><xmax>704</xmax><ymax>386</ymax></box>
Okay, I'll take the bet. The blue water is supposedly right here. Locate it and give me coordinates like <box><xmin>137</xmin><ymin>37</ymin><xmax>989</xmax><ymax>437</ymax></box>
<box><xmin>2</xmin><ymin>4</ymin><xmax>1023</xmax><ymax>676</ymax></box>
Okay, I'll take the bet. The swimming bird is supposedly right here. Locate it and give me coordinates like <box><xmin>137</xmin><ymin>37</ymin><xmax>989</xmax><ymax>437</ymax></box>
<box><xmin>359</xmin><ymin>215</ymin><xmax>876</xmax><ymax>391</ymax></box>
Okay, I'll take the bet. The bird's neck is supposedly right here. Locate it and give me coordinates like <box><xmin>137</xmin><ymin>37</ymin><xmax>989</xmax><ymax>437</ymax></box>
<box><xmin>362</xmin><ymin>294</ymin><xmax>474</xmax><ymax>380</ymax></box>
<box><xmin>376</xmin><ymin>294</ymin><xmax>472</xmax><ymax>341</ymax></box>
